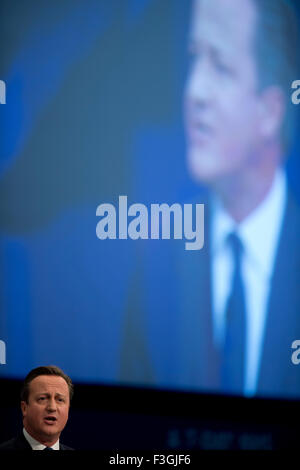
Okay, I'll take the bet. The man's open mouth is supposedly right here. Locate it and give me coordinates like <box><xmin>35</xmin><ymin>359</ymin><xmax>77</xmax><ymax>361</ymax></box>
<box><xmin>44</xmin><ymin>416</ymin><xmax>57</xmax><ymax>424</ymax></box>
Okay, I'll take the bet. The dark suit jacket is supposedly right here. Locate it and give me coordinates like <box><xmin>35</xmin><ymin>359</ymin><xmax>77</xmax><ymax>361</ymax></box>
<box><xmin>120</xmin><ymin>190</ymin><xmax>300</xmax><ymax>399</ymax></box>
<box><xmin>0</xmin><ymin>432</ymin><xmax>73</xmax><ymax>450</ymax></box>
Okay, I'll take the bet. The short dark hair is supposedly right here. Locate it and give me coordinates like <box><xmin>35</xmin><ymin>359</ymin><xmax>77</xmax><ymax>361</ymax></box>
<box><xmin>20</xmin><ymin>365</ymin><xmax>74</xmax><ymax>404</ymax></box>
<box><xmin>253</xmin><ymin>0</ymin><xmax>300</xmax><ymax>150</ymax></box>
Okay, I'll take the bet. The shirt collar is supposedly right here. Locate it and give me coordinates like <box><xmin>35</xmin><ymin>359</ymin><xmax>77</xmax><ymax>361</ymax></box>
<box><xmin>211</xmin><ymin>168</ymin><xmax>287</xmax><ymax>279</ymax></box>
<box><xmin>23</xmin><ymin>427</ymin><xmax>60</xmax><ymax>450</ymax></box>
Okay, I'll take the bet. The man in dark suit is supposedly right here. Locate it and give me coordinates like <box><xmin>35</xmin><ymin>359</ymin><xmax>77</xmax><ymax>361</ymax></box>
<box><xmin>120</xmin><ymin>0</ymin><xmax>300</xmax><ymax>399</ymax></box>
<box><xmin>0</xmin><ymin>365</ymin><xmax>74</xmax><ymax>450</ymax></box>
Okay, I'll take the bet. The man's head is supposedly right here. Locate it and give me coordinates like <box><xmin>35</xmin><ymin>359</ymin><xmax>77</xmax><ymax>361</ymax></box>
<box><xmin>20</xmin><ymin>365</ymin><xmax>73</xmax><ymax>446</ymax></box>
<box><xmin>184</xmin><ymin>0</ymin><xmax>298</xmax><ymax>185</ymax></box>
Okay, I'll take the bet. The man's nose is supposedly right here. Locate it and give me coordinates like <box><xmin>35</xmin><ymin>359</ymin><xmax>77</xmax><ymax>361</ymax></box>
<box><xmin>186</xmin><ymin>58</ymin><xmax>214</xmax><ymax>107</ymax></box>
<box><xmin>46</xmin><ymin>398</ymin><xmax>57</xmax><ymax>411</ymax></box>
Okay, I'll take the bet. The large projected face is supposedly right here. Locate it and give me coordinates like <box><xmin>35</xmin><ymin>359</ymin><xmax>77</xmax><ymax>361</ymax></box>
<box><xmin>184</xmin><ymin>0</ymin><xmax>268</xmax><ymax>183</ymax></box>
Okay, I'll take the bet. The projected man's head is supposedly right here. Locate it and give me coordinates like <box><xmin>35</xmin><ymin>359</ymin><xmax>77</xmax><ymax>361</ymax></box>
<box><xmin>184</xmin><ymin>0</ymin><xmax>297</xmax><ymax>186</ymax></box>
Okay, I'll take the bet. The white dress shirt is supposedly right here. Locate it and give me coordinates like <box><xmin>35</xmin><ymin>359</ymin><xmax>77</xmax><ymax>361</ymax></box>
<box><xmin>23</xmin><ymin>427</ymin><xmax>60</xmax><ymax>450</ymax></box>
<box><xmin>210</xmin><ymin>169</ymin><xmax>287</xmax><ymax>397</ymax></box>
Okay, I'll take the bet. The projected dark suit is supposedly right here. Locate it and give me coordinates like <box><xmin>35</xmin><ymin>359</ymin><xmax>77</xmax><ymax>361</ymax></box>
<box><xmin>120</xmin><ymin>189</ymin><xmax>300</xmax><ymax>399</ymax></box>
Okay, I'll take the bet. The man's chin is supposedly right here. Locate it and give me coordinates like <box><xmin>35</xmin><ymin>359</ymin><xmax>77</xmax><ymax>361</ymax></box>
<box><xmin>25</xmin><ymin>424</ymin><xmax>60</xmax><ymax>444</ymax></box>
<box><xmin>187</xmin><ymin>152</ymin><xmax>222</xmax><ymax>185</ymax></box>
<box><xmin>187</xmin><ymin>148</ymin><xmax>238</xmax><ymax>186</ymax></box>
<box><xmin>39</xmin><ymin>423</ymin><xmax>60</xmax><ymax>437</ymax></box>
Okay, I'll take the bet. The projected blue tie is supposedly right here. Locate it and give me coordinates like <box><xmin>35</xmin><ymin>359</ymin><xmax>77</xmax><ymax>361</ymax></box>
<box><xmin>221</xmin><ymin>232</ymin><xmax>246</xmax><ymax>394</ymax></box>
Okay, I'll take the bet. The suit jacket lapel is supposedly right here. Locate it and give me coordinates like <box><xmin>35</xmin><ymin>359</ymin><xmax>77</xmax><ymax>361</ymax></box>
<box><xmin>15</xmin><ymin>433</ymin><xmax>32</xmax><ymax>450</ymax></box>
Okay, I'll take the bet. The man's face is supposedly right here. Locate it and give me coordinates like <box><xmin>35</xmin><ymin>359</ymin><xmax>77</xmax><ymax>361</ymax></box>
<box><xmin>184</xmin><ymin>0</ymin><xmax>265</xmax><ymax>183</ymax></box>
<box><xmin>21</xmin><ymin>375</ymin><xmax>70</xmax><ymax>445</ymax></box>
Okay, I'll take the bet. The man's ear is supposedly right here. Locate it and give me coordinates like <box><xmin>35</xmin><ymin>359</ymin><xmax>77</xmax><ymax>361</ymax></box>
<box><xmin>21</xmin><ymin>400</ymin><xmax>27</xmax><ymax>418</ymax></box>
<box><xmin>258</xmin><ymin>86</ymin><xmax>286</xmax><ymax>140</ymax></box>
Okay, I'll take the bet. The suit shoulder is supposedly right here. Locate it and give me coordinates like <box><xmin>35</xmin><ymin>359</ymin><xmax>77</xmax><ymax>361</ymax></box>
<box><xmin>0</xmin><ymin>437</ymin><xmax>20</xmax><ymax>450</ymax></box>
<box><xmin>0</xmin><ymin>433</ymin><xmax>31</xmax><ymax>450</ymax></box>
<box><xmin>60</xmin><ymin>443</ymin><xmax>74</xmax><ymax>450</ymax></box>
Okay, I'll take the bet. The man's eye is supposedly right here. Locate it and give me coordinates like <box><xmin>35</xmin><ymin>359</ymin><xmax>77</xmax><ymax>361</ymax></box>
<box><xmin>38</xmin><ymin>397</ymin><xmax>45</xmax><ymax>401</ymax></box>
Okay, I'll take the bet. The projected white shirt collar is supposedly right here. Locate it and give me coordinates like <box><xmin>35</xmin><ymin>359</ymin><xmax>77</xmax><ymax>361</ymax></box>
<box><xmin>210</xmin><ymin>168</ymin><xmax>287</xmax><ymax>397</ymax></box>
